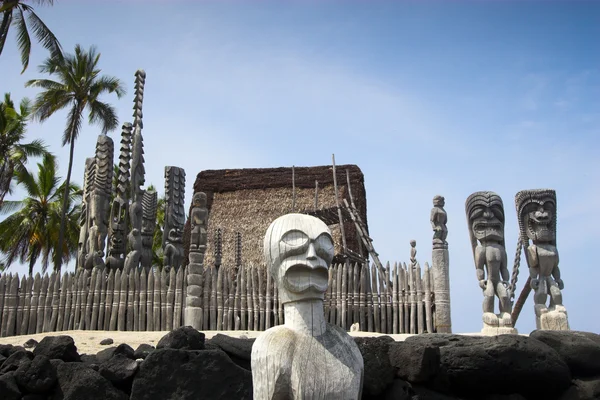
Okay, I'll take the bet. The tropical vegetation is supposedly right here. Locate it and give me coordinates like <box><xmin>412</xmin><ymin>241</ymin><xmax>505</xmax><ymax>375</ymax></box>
<box><xmin>0</xmin><ymin>0</ymin><xmax>62</xmax><ymax>73</ymax></box>
<box><xmin>0</xmin><ymin>92</ymin><xmax>47</xmax><ymax>206</ymax></box>
<box><xmin>26</xmin><ymin>44</ymin><xmax>125</xmax><ymax>270</ymax></box>
<box><xmin>0</xmin><ymin>153</ymin><xmax>81</xmax><ymax>275</ymax></box>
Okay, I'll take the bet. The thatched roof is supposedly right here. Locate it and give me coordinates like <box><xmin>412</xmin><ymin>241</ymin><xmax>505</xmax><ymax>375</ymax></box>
<box><xmin>183</xmin><ymin>165</ymin><xmax>368</xmax><ymax>269</ymax></box>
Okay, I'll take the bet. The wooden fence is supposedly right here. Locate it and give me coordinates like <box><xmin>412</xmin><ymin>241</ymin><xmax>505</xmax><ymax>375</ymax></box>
<box><xmin>0</xmin><ymin>261</ymin><xmax>436</xmax><ymax>338</ymax></box>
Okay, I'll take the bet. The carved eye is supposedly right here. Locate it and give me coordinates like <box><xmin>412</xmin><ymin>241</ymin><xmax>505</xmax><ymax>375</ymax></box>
<box><xmin>281</xmin><ymin>230</ymin><xmax>309</xmax><ymax>247</ymax></box>
<box><xmin>470</xmin><ymin>208</ymin><xmax>483</xmax><ymax>220</ymax></box>
<box><xmin>315</xmin><ymin>234</ymin><xmax>334</xmax><ymax>253</ymax></box>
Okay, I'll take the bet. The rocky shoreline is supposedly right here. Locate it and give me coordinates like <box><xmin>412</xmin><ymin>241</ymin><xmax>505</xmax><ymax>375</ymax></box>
<box><xmin>0</xmin><ymin>328</ymin><xmax>599</xmax><ymax>399</ymax></box>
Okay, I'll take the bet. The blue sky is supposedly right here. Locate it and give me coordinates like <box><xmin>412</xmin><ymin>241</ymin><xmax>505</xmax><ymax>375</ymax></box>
<box><xmin>1</xmin><ymin>0</ymin><xmax>598</xmax><ymax>334</ymax></box>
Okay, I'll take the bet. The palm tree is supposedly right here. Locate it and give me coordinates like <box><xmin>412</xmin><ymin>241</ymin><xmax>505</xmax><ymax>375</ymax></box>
<box><xmin>0</xmin><ymin>92</ymin><xmax>47</xmax><ymax>206</ymax></box>
<box><xmin>0</xmin><ymin>0</ymin><xmax>62</xmax><ymax>73</ymax></box>
<box><xmin>0</xmin><ymin>153</ymin><xmax>81</xmax><ymax>275</ymax></box>
<box><xmin>26</xmin><ymin>44</ymin><xmax>125</xmax><ymax>271</ymax></box>
<box><xmin>148</xmin><ymin>184</ymin><xmax>166</xmax><ymax>267</ymax></box>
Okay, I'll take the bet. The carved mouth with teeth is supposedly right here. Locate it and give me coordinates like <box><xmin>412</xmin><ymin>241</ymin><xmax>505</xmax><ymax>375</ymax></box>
<box><xmin>473</xmin><ymin>220</ymin><xmax>504</xmax><ymax>241</ymax></box>
<box><xmin>283</xmin><ymin>264</ymin><xmax>329</xmax><ymax>294</ymax></box>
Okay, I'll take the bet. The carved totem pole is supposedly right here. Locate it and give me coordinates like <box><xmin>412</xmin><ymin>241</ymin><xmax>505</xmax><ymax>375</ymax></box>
<box><xmin>162</xmin><ymin>166</ymin><xmax>186</xmax><ymax>271</ymax></box>
<box><xmin>77</xmin><ymin>157</ymin><xmax>95</xmax><ymax>269</ymax></box>
<box><xmin>515</xmin><ymin>189</ymin><xmax>568</xmax><ymax>330</ymax></box>
<box><xmin>185</xmin><ymin>192</ymin><xmax>208</xmax><ymax>329</ymax></box>
<box><xmin>252</xmin><ymin>213</ymin><xmax>364</xmax><ymax>400</ymax></box>
<box><xmin>106</xmin><ymin>123</ymin><xmax>133</xmax><ymax>271</ymax></box>
<box><xmin>430</xmin><ymin>195</ymin><xmax>452</xmax><ymax>333</ymax></box>
<box><xmin>141</xmin><ymin>189</ymin><xmax>158</xmax><ymax>269</ymax></box>
<box><xmin>84</xmin><ymin>135</ymin><xmax>114</xmax><ymax>270</ymax></box>
<box><xmin>465</xmin><ymin>191</ymin><xmax>516</xmax><ymax>335</ymax></box>
<box><xmin>128</xmin><ymin>69</ymin><xmax>146</xmax><ymax>271</ymax></box>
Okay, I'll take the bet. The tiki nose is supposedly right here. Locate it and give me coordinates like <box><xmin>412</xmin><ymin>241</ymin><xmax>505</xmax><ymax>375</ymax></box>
<box><xmin>306</xmin><ymin>243</ymin><xmax>317</xmax><ymax>260</ymax></box>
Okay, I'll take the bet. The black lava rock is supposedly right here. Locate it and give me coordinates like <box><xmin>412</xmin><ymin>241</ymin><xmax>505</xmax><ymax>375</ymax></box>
<box><xmin>33</xmin><ymin>336</ymin><xmax>80</xmax><ymax>362</ymax></box>
<box><xmin>99</xmin><ymin>353</ymin><xmax>139</xmax><ymax>394</ymax></box>
<box><xmin>156</xmin><ymin>326</ymin><xmax>205</xmax><ymax>351</ymax></box>
<box><xmin>389</xmin><ymin>340</ymin><xmax>440</xmax><ymax>383</ymax></box>
<box><xmin>354</xmin><ymin>336</ymin><xmax>396</xmax><ymax>398</ymax></box>
<box><xmin>133</xmin><ymin>344</ymin><xmax>155</xmax><ymax>360</ymax></box>
<box><xmin>130</xmin><ymin>348</ymin><xmax>252</xmax><ymax>399</ymax></box>
<box><xmin>208</xmin><ymin>333</ymin><xmax>254</xmax><ymax>370</ymax></box>
<box><xmin>100</xmin><ymin>338</ymin><xmax>114</xmax><ymax>346</ymax></box>
<box><xmin>0</xmin><ymin>349</ymin><xmax>33</xmax><ymax>374</ymax></box>
<box><xmin>23</xmin><ymin>339</ymin><xmax>38</xmax><ymax>349</ymax></box>
<box><xmin>529</xmin><ymin>330</ymin><xmax>600</xmax><ymax>378</ymax></box>
<box><xmin>15</xmin><ymin>355</ymin><xmax>57</xmax><ymax>394</ymax></box>
<box><xmin>51</xmin><ymin>361</ymin><xmax>128</xmax><ymax>400</ymax></box>
<box><xmin>0</xmin><ymin>371</ymin><xmax>22</xmax><ymax>400</ymax></box>
<box><xmin>96</xmin><ymin>343</ymin><xmax>135</xmax><ymax>363</ymax></box>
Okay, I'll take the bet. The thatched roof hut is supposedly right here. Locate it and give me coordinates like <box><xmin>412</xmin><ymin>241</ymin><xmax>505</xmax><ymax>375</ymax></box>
<box><xmin>183</xmin><ymin>164</ymin><xmax>368</xmax><ymax>269</ymax></box>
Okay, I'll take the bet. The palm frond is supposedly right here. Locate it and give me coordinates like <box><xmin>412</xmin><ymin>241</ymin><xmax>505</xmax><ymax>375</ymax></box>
<box><xmin>63</xmin><ymin>103</ymin><xmax>83</xmax><ymax>146</ymax></box>
<box><xmin>0</xmin><ymin>10</ymin><xmax>12</xmax><ymax>58</ymax></box>
<box><xmin>88</xmin><ymin>100</ymin><xmax>119</xmax><ymax>134</ymax></box>
<box><xmin>14</xmin><ymin>7</ymin><xmax>32</xmax><ymax>73</ymax></box>
<box><xmin>25</xmin><ymin>7</ymin><xmax>62</xmax><ymax>62</ymax></box>
<box><xmin>0</xmin><ymin>199</ymin><xmax>24</xmax><ymax>215</ymax></box>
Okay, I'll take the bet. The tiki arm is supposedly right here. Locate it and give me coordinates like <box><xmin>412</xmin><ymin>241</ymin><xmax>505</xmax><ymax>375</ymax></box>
<box><xmin>475</xmin><ymin>246</ymin><xmax>486</xmax><ymax>284</ymax></box>
<box><xmin>500</xmin><ymin>247</ymin><xmax>509</xmax><ymax>283</ymax></box>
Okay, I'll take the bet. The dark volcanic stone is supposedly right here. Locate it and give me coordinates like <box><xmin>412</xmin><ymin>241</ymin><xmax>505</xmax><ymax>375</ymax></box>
<box><xmin>99</xmin><ymin>354</ymin><xmax>139</xmax><ymax>394</ymax></box>
<box><xmin>0</xmin><ymin>353</ymin><xmax>6</xmax><ymax>367</ymax></box>
<box><xmin>411</xmin><ymin>384</ymin><xmax>461</xmax><ymax>400</ymax></box>
<box><xmin>383</xmin><ymin>378</ymin><xmax>415</xmax><ymax>400</ymax></box>
<box><xmin>133</xmin><ymin>344</ymin><xmax>155</xmax><ymax>360</ymax></box>
<box><xmin>0</xmin><ymin>349</ymin><xmax>33</xmax><ymax>373</ymax></box>
<box><xmin>156</xmin><ymin>326</ymin><xmax>205</xmax><ymax>350</ymax></box>
<box><xmin>482</xmin><ymin>394</ymin><xmax>528</xmax><ymax>400</ymax></box>
<box><xmin>15</xmin><ymin>355</ymin><xmax>57</xmax><ymax>394</ymax></box>
<box><xmin>570</xmin><ymin>377</ymin><xmax>600</xmax><ymax>400</ymax></box>
<box><xmin>208</xmin><ymin>333</ymin><xmax>255</xmax><ymax>370</ymax></box>
<box><xmin>100</xmin><ymin>338</ymin><xmax>114</xmax><ymax>346</ymax></box>
<box><xmin>23</xmin><ymin>339</ymin><xmax>38</xmax><ymax>349</ymax></box>
<box><xmin>389</xmin><ymin>341</ymin><xmax>440</xmax><ymax>383</ymax></box>
<box><xmin>0</xmin><ymin>344</ymin><xmax>15</xmax><ymax>357</ymax></box>
<box><xmin>22</xmin><ymin>395</ymin><xmax>48</xmax><ymax>400</ymax></box>
<box><xmin>96</xmin><ymin>343</ymin><xmax>135</xmax><ymax>363</ymax></box>
<box><xmin>354</xmin><ymin>336</ymin><xmax>396</xmax><ymax>398</ymax></box>
<box><xmin>405</xmin><ymin>334</ymin><xmax>571</xmax><ymax>398</ymax></box>
<box><xmin>130</xmin><ymin>348</ymin><xmax>252</xmax><ymax>400</ymax></box>
<box><xmin>33</xmin><ymin>336</ymin><xmax>80</xmax><ymax>362</ymax></box>
<box><xmin>51</xmin><ymin>361</ymin><xmax>128</xmax><ymax>400</ymax></box>
<box><xmin>0</xmin><ymin>372</ymin><xmax>22</xmax><ymax>400</ymax></box>
<box><xmin>529</xmin><ymin>330</ymin><xmax>600</xmax><ymax>377</ymax></box>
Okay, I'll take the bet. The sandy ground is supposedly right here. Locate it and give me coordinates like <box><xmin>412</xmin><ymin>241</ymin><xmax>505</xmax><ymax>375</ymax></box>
<box><xmin>0</xmin><ymin>329</ymin><xmax>500</xmax><ymax>355</ymax></box>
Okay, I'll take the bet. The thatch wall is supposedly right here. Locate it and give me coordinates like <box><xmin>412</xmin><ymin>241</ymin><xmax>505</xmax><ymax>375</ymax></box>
<box><xmin>183</xmin><ymin>165</ymin><xmax>368</xmax><ymax>269</ymax></box>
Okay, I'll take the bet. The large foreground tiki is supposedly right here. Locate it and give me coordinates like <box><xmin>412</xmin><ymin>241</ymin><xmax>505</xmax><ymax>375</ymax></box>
<box><xmin>466</xmin><ymin>191</ymin><xmax>515</xmax><ymax>334</ymax></box>
<box><xmin>515</xmin><ymin>189</ymin><xmax>568</xmax><ymax>330</ymax></box>
<box><xmin>251</xmin><ymin>214</ymin><xmax>364</xmax><ymax>399</ymax></box>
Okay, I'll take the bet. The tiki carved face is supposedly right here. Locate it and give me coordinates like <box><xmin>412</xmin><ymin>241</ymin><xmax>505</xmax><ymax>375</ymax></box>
<box><xmin>193</xmin><ymin>192</ymin><xmax>207</xmax><ymax>207</ymax></box>
<box><xmin>264</xmin><ymin>214</ymin><xmax>334</xmax><ymax>304</ymax></box>
<box><xmin>466</xmin><ymin>192</ymin><xmax>505</xmax><ymax>243</ymax></box>
<box><xmin>433</xmin><ymin>195</ymin><xmax>445</xmax><ymax>207</ymax></box>
<box><xmin>524</xmin><ymin>200</ymin><xmax>556</xmax><ymax>242</ymax></box>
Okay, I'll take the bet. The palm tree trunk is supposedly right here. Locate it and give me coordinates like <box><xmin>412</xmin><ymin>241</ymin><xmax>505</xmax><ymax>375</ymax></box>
<box><xmin>55</xmin><ymin>128</ymin><xmax>77</xmax><ymax>272</ymax></box>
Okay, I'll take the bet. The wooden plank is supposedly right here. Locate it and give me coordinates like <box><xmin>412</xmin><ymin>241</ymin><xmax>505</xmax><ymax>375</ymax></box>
<box><xmin>392</xmin><ymin>262</ymin><xmax>399</xmax><ymax>334</ymax></box>
<box><xmin>258</xmin><ymin>266</ymin><xmax>265</xmax><ymax>331</ymax></box>
<box><xmin>146</xmin><ymin>269</ymin><xmax>154</xmax><ymax>331</ymax></box>
<box><xmin>416</xmin><ymin>262</ymin><xmax>424</xmax><ymax>334</ymax></box>
<box><xmin>83</xmin><ymin>269</ymin><xmax>95</xmax><ymax>330</ymax></box>
<box><xmin>358</xmin><ymin>263</ymin><xmax>366</xmax><ymax>331</ymax></box>
<box><xmin>265</xmin><ymin>267</ymin><xmax>271</xmax><ymax>330</ymax></box>
<box><xmin>6</xmin><ymin>274</ymin><xmax>19</xmax><ymax>336</ymax></box>
<box><xmin>37</xmin><ymin>274</ymin><xmax>48</xmax><ymax>333</ymax></box>
<box><xmin>324</xmin><ymin>264</ymin><xmax>332</xmax><ymax>323</ymax></box>
<box><xmin>247</xmin><ymin>265</ymin><xmax>254</xmax><ymax>331</ymax></box>
<box><xmin>331</xmin><ymin>154</ymin><xmax>348</xmax><ymax>256</ymax></box>
<box><xmin>292</xmin><ymin>165</ymin><xmax>296</xmax><ymax>212</ymax></box>
<box><xmin>28</xmin><ymin>273</ymin><xmax>41</xmax><ymax>334</ymax></box>
<box><xmin>181</xmin><ymin>266</ymin><xmax>187</xmax><ymax>329</ymax></box>
<box><xmin>272</xmin><ymin>280</ymin><xmax>279</xmax><ymax>326</ymax></box>
<box><xmin>314</xmin><ymin>180</ymin><xmax>319</xmax><ymax>210</ymax></box>
<box><xmin>423</xmin><ymin>262</ymin><xmax>433</xmax><ymax>333</ymax></box>
<box><xmin>173</xmin><ymin>267</ymin><xmax>183</xmax><ymax>330</ymax></box>
<box><xmin>252</xmin><ymin>264</ymin><xmax>259</xmax><ymax>331</ymax></box>
<box><xmin>402</xmin><ymin>264</ymin><xmax>409</xmax><ymax>334</ymax></box>
<box><xmin>104</xmin><ymin>270</ymin><xmax>115</xmax><ymax>331</ymax></box>
<box><xmin>203</xmin><ymin>267</ymin><xmax>211</xmax><ymax>331</ymax></box>
<box><xmin>16</xmin><ymin>275</ymin><xmax>26</xmax><ymax>336</ymax></box>
<box><xmin>234</xmin><ymin>268</ymin><xmax>241</xmax><ymax>330</ymax></box>
<box><xmin>118</xmin><ymin>268</ymin><xmax>128</xmax><ymax>331</ymax></box>
<box><xmin>56</xmin><ymin>273</ymin><xmax>67</xmax><ymax>333</ymax></box>
<box><xmin>365</xmin><ymin>264</ymin><xmax>373</xmax><ymax>332</ymax></box>
<box><xmin>21</xmin><ymin>275</ymin><xmax>33</xmax><ymax>335</ymax></box>
<box><xmin>409</xmin><ymin>263</ymin><xmax>416</xmax><ymax>334</ymax></box>
<box><xmin>0</xmin><ymin>274</ymin><xmax>6</xmax><ymax>336</ymax></box>
<box><xmin>398</xmin><ymin>265</ymin><xmax>405</xmax><ymax>333</ymax></box>
<box><xmin>210</xmin><ymin>266</ymin><xmax>217</xmax><ymax>330</ymax></box>
<box><xmin>341</xmin><ymin>262</ymin><xmax>348</xmax><ymax>330</ymax></box>
<box><xmin>228</xmin><ymin>271</ymin><xmax>235</xmax><ymax>330</ymax></box>
<box><xmin>133</xmin><ymin>268</ymin><xmax>140</xmax><ymax>331</ymax></box>
<box><xmin>77</xmin><ymin>270</ymin><xmax>89</xmax><ymax>330</ymax></box>
<box><xmin>378</xmin><ymin>265</ymin><xmax>387</xmax><ymax>334</ymax></box>
<box><xmin>153</xmin><ymin>270</ymin><xmax>161</xmax><ymax>331</ymax></box>
<box><xmin>329</xmin><ymin>264</ymin><xmax>337</xmax><ymax>325</ymax></box>
<box><xmin>353</xmin><ymin>262</ymin><xmax>360</xmax><ymax>326</ymax></box>
<box><xmin>62</xmin><ymin>273</ymin><xmax>76</xmax><ymax>331</ymax></box>
<box><xmin>336</xmin><ymin>262</ymin><xmax>342</xmax><ymax>327</ymax></box>
<box><xmin>98</xmin><ymin>270</ymin><xmax>107</xmax><ymax>331</ymax></box>
<box><xmin>127</xmin><ymin>269</ymin><xmax>136</xmax><ymax>331</ymax></box>
<box><xmin>160</xmin><ymin>269</ymin><xmax>167</xmax><ymax>331</ymax></box>
<box><xmin>166</xmin><ymin>268</ymin><xmax>175</xmax><ymax>331</ymax></box>
<box><xmin>386</xmin><ymin>262</ymin><xmax>393</xmax><ymax>334</ymax></box>
<box><xmin>139</xmin><ymin>268</ymin><xmax>147</xmax><ymax>331</ymax></box>
<box><xmin>216</xmin><ymin>266</ymin><xmax>223</xmax><ymax>331</ymax></box>
<box><xmin>90</xmin><ymin>268</ymin><xmax>101</xmax><ymax>330</ymax></box>
<box><xmin>371</xmin><ymin>264</ymin><xmax>380</xmax><ymax>333</ymax></box>
<box><xmin>48</xmin><ymin>272</ymin><xmax>60</xmax><ymax>332</ymax></box>
<box><xmin>240</xmin><ymin>265</ymin><xmax>247</xmax><ymax>330</ymax></box>
<box><xmin>277</xmin><ymin>279</ymin><xmax>284</xmax><ymax>326</ymax></box>
<box><xmin>110</xmin><ymin>269</ymin><xmax>121</xmax><ymax>331</ymax></box>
